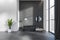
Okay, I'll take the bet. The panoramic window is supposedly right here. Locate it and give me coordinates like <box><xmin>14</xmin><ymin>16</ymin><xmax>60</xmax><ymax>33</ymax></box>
<box><xmin>50</xmin><ymin>0</ymin><xmax>55</xmax><ymax>33</ymax></box>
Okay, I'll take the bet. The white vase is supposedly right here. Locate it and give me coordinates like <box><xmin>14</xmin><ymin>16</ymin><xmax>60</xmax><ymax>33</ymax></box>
<box><xmin>8</xmin><ymin>29</ymin><xmax>11</xmax><ymax>32</ymax></box>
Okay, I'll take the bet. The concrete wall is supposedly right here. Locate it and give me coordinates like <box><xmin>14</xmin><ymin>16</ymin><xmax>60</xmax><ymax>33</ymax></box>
<box><xmin>33</xmin><ymin>1</ymin><xmax>43</xmax><ymax>28</ymax></box>
<box><xmin>20</xmin><ymin>1</ymin><xmax>43</xmax><ymax>28</ymax></box>
<box><xmin>20</xmin><ymin>2</ymin><xmax>34</xmax><ymax>27</ymax></box>
<box><xmin>0</xmin><ymin>0</ymin><xmax>18</xmax><ymax>31</ymax></box>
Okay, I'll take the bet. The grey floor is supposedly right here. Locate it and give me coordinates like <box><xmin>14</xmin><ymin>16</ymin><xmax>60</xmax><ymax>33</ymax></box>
<box><xmin>0</xmin><ymin>31</ymin><xmax>55</xmax><ymax>40</ymax></box>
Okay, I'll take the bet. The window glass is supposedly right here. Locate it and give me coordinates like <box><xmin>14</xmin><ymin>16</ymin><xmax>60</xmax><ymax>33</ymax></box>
<box><xmin>50</xmin><ymin>7</ymin><xmax>55</xmax><ymax>19</ymax></box>
<box><xmin>50</xmin><ymin>0</ymin><xmax>55</xmax><ymax>33</ymax></box>
<box><xmin>50</xmin><ymin>0</ymin><xmax>54</xmax><ymax>7</ymax></box>
<box><xmin>50</xmin><ymin>20</ymin><xmax>55</xmax><ymax>33</ymax></box>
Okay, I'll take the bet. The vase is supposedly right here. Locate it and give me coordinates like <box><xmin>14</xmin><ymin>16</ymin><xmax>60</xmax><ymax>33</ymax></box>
<box><xmin>8</xmin><ymin>28</ymin><xmax>11</xmax><ymax>32</ymax></box>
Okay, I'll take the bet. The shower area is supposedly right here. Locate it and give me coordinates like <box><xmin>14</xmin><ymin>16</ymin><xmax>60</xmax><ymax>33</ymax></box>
<box><xmin>19</xmin><ymin>0</ymin><xmax>43</xmax><ymax>31</ymax></box>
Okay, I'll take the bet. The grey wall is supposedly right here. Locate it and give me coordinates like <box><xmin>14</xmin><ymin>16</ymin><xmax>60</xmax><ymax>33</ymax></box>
<box><xmin>19</xmin><ymin>1</ymin><xmax>43</xmax><ymax>28</ymax></box>
<box><xmin>20</xmin><ymin>2</ymin><xmax>34</xmax><ymax>27</ymax></box>
<box><xmin>0</xmin><ymin>0</ymin><xmax>18</xmax><ymax>31</ymax></box>
<box><xmin>33</xmin><ymin>2</ymin><xmax>43</xmax><ymax>28</ymax></box>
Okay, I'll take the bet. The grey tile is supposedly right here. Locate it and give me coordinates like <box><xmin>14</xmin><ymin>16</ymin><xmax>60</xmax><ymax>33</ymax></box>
<box><xmin>0</xmin><ymin>31</ymin><xmax>55</xmax><ymax>40</ymax></box>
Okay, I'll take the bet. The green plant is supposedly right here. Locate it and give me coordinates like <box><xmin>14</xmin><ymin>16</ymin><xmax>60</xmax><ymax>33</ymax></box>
<box><xmin>8</xmin><ymin>19</ymin><xmax>13</xmax><ymax>29</ymax></box>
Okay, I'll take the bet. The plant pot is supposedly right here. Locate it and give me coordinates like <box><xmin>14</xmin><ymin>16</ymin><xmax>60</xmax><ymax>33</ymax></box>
<box><xmin>8</xmin><ymin>29</ymin><xmax>11</xmax><ymax>32</ymax></box>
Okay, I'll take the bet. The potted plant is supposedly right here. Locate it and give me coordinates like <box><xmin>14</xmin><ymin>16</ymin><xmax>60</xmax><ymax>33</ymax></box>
<box><xmin>8</xmin><ymin>19</ymin><xmax>13</xmax><ymax>32</ymax></box>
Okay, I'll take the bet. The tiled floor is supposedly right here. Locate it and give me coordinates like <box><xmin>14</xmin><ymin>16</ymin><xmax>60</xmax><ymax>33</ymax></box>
<box><xmin>0</xmin><ymin>31</ymin><xmax>55</xmax><ymax>40</ymax></box>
